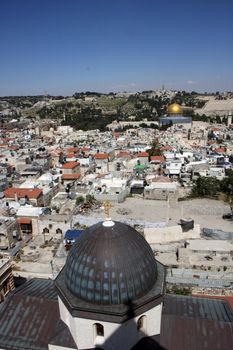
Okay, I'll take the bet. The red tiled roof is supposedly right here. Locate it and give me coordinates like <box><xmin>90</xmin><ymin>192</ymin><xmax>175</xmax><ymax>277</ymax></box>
<box><xmin>17</xmin><ymin>218</ymin><xmax>32</xmax><ymax>225</ymax></box>
<box><xmin>80</xmin><ymin>147</ymin><xmax>91</xmax><ymax>152</ymax></box>
<box><xmin>62</xmin><ymin>161</ymin><xmax>80</xmax><ymax>169</ymax></box>
<box><xmin>4</xmin><ymin>188</ymin><xmax>42</xmax><ymax>199</ymax></box>
<box><xmin>62</xmin><ymin>174</ymin><xmax>81</xmax><ymax>180</ymax></box>
<box><xmin>150</xmin><ymin>155</ymin><xmax>165</xmax><ymax>163</ymax></box>
<box><xmin>66</xmin><ymin>147</ymin><xmax>78</xmax><ymax>153</ymax></box>
<box><xmin>94</xmin><ymin>153</ymin><xmax>109</xmax><ymax>159</ymax></box>
<box><xmin>117</xmin><ymin>151</ymin><xmax>130</xmax><ymax>158</ymax></box>
<box><xmin>137</xmin><ymin>152</ymin><xmax>149</xmax><ymax>157</ymax></box>
<box><xmin>214</xmin><ymin>147</ymin><xmax>225</xmax><ymax>153</ymax></box>
<box><xmin>66</xmin><ymin>153</ymin><xmax>77</xmax><ymax>159</ymax></box>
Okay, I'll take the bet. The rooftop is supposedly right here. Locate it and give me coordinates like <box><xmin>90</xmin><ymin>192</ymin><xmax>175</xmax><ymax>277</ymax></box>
<box><xmin>62</xmin><ymin>161</ymin><xmax>80</xmax><ymax>169</ymax></box>
<box><xmin>94</xmin><ymin>153</ymin><xmax>109</xmax><ymax>159</ymax></box>
<box><xmin>4</xmin><ymin>188</ymin><xmax>43</xmax><ymax>199</ymax></box>
<box><xmin>62</xmin><ymin>173</ymin><xmax>81</xmax><ymax>180</ymax></box>
<box><xmin>0</xmin><ymin>279</ymin><xmax>232</xmax><ymax>350</ymax></box>
<box><xmin>137</xmin><ymin>152</ymin><xmax>149</xmax><ymax>157</ymax></box>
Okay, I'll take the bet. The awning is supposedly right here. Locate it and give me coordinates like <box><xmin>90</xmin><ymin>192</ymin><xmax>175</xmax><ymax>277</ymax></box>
<box><xmin>64</xmin><ymin>229</ymin><xmax>83</xmax><ymax>240</ymax></box>
<box><xmin>17</xmin><ymin>218</ymin><xmax>32</xmax><ymax>225</ymax></box>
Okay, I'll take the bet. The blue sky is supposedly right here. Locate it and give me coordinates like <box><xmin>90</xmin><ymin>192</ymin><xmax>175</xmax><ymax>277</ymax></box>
<box><xmin>0</xmin><ymin>0</ymin><xmax>233</xmax><ymax>96</ymax></box>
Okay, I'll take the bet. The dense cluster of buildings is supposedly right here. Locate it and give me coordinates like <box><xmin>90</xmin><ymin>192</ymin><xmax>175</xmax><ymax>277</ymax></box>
<box><xmin>0</xmin><ymin>104</ymin><xmax>232</xmax><ymax>257</ymax></box>
<box><xmin>0</xmin><ymin>101</ymin><xmax>233</xmax><ymax>349</ymax></box>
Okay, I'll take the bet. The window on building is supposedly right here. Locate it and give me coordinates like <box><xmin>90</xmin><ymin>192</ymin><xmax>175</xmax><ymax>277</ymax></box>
<box><xmin>56</xmin><ymin>228</ymin><xmax>62</xmax><ymax>234</ymax></box>
<box><xmin>93</xmin><ymin>323</ymin><xmax>104</xmax><ymax>338</ymax></box>
<box><xmin>137</xmin><ymin>315</ymin><xmax>146</xmax><ymax>332</ymax></box>
<box><xmin>20</xmin><ymin>223</ymin><xmax>32</xmax><ymax>234</ymax></box>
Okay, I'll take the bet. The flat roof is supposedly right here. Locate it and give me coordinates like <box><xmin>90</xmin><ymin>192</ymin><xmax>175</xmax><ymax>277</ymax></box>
<box><xmin>186</xmin><ymin>239</ymin><xmax>233</xmax><ymax>252</ymax></box>
<box><xmin>17</xmin><ymin>206</ymin><xmax>44</xmax><ymax>217</ymax></box>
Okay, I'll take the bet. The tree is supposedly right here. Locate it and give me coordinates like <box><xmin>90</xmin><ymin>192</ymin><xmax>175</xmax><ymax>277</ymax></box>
<box><xmin>76</xmin><ymin>196</ymin><xmax>85</xmax><ymax>205</ymax></box>
<box><xmin>85</xmin><ymin>195</ymin><xmax>96</xmax><ymax>205</ymax></box>
<box><xmin>220</xmin><ymin>170</ymin><xmax>233</xmax><ymax>213</ymax></box>
<box><xmin>191</xmin><ymin>176</ymin><xmax>220</xmax><ymax>198</ymax></box>
<box><xmin>148</xmin><ymin>139</ymin><xmax>162</xmax><ymax>157</ymax></box>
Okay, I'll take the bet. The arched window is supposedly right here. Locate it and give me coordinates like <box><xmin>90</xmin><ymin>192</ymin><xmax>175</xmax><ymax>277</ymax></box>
<box><xmin>137</xmin><ymin>315</ymin><xmax>147</xmax><ymax>332</ymax></box>
<box><xmin>93</xmin><ymin>323</ymin><xmax>104</xmax><ymax>345</ymax></box>
<box><xmin>56</xmin><ymin>228</ymin><xmax>62</xmax><ymax>234</ymax></box>
<box><xmin>43</xmin><ymin>228</ymin><xmax>49</xmax><ymax>233</ymax></box>
<box><xmin>95</xmin><ymin>323</ymin><xmax>104</xmax><ymax>336</ymax></box>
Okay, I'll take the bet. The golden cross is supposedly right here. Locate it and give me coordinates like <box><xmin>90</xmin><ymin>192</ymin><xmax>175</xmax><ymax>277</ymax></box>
<box><xmin>103</xmin><ymin>200</ymin><xmax>113</xmax><ymax>219</ymax></box>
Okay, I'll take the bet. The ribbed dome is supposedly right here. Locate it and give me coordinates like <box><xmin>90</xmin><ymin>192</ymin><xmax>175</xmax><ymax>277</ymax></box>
<box><xmin>65</xmin><ymin>221</ymin><xmax>157</xmax><ymax>305</ymax></box>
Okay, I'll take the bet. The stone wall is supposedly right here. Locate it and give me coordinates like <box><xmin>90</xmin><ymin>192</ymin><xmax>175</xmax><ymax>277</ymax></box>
<box><xmin>144</xmin><ymin>188</ymin><xmax>177</xmax><ymax>200</ymax></box>
<box><xmin>38</xmin><ymin>214</ymin><xmax>71</xmax><ymax>236</ymax></box>
<box><xmin>144</xmin><ymin>224</ymin><xmax>201</xmax><ymax>244</ymax></box>
<box><xmin>94</xmin><ymin>188</ymin><xmax>130</xmax><ymax>203</ymax></box>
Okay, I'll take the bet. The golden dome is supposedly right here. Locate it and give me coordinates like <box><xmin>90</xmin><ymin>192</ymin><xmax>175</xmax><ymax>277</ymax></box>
<box><xmin>167</xmin><ymin>103</ymin><xmax>183</xmax><ymax>114</ymax></box>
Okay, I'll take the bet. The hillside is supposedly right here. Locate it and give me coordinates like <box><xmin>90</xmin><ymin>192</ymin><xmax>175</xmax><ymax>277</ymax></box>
<box><xmin>195</xmin><ymin>95</ymin><xmax>233</xmax><ymax>116</ymax></box>
<box><xmin>1</xmin><ymin>90</ymin><xmax>232</xmax><ymax>130</ymax></box>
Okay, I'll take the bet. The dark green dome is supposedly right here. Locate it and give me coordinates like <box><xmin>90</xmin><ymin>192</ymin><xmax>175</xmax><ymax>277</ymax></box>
<box><xmin>65</xmin><ymin>221</ymin><xmax>157</xmax><ymax>305</ymax></box>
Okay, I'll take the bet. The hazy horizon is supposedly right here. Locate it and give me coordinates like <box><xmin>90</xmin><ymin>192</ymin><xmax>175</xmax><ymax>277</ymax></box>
<box><xmin>1</xmin><ymin>0</ymin><xmax>233</xmax><ymax>96</ymax></box>
<box><xmin>0</xmin><ymin>88</ymin><xmax>232</xmax><ymax>99</ymax></box>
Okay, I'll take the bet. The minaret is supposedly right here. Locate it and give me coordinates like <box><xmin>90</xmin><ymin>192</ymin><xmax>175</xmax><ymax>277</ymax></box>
<box><xmin>227</xmin><ymin>111</ymin><xmax>232</xmax><ymax>127</ymax></box>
